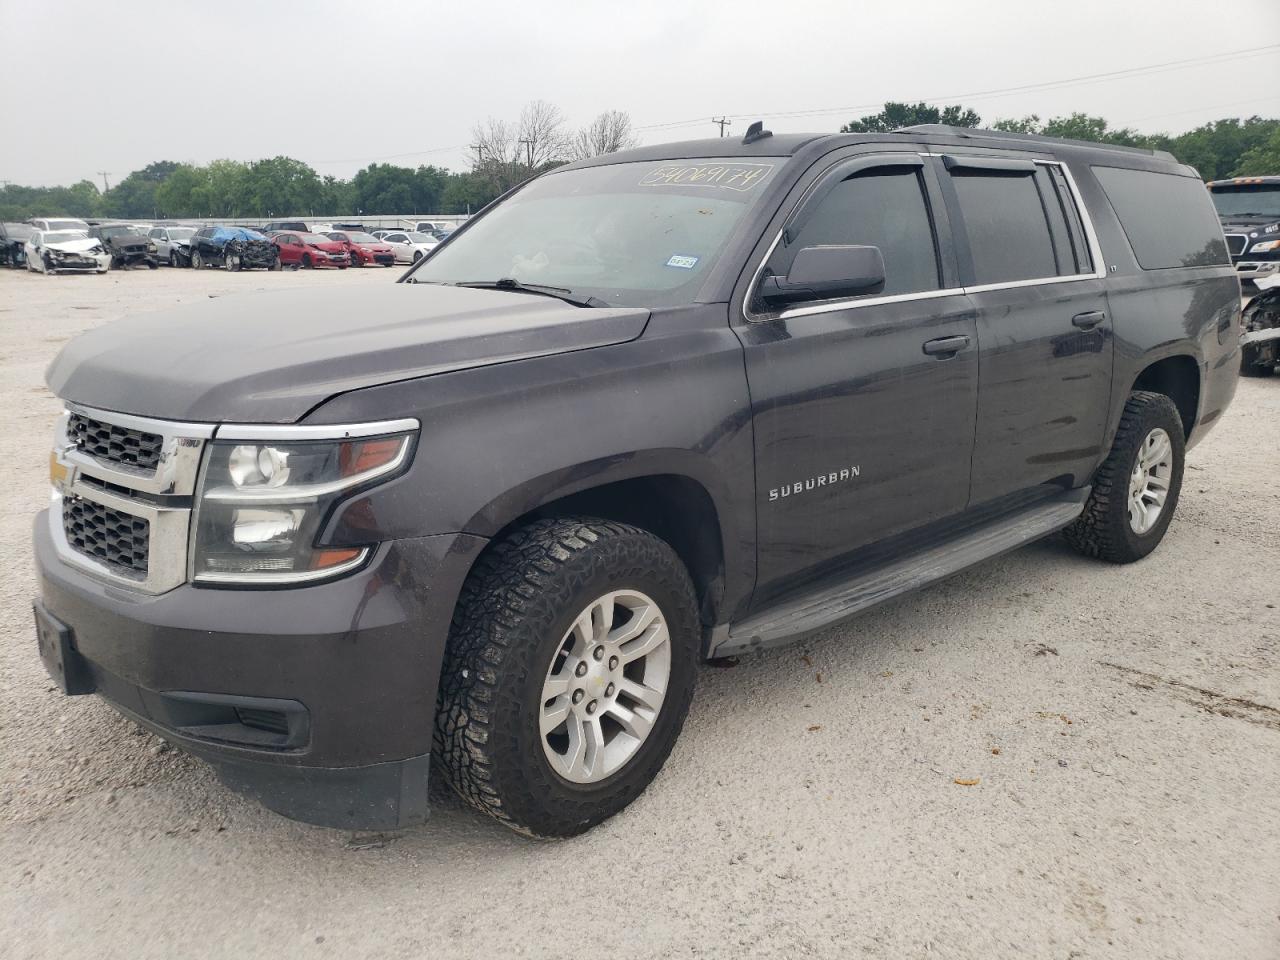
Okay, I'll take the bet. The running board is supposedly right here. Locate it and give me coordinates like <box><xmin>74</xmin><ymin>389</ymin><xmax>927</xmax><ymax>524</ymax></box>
<box><xmin>715</xmin><ymin>490</ymin><xmax>1088</xmax><ymax>658</ymax></box>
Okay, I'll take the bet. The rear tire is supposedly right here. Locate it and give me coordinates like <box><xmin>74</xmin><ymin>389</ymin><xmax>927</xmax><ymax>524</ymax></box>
<box><xmin>434</xmin><ymin>517</ymin><xmax>699</xmax><ymax>838</ymax></box>
<box><xmin>1063</xmin><ymin>391</ymin><xmax>1185</xmax><ymax>564</ymax></box>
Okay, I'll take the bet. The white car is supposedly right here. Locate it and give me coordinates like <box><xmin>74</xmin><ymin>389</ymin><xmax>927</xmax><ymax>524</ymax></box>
<box><xmin>383</xmin><ymin>231</ymin><xmax>440</xmax><ymax>264</ymax></box>
<box><xmin>24</xmin><ymin>230</ymin><xmax>111</xmax><ymax>274</ymax></box>
<box><xmin>28</xmin><ymin>217</ymin><xmax>90</xmax><ymax>232</ymax></box>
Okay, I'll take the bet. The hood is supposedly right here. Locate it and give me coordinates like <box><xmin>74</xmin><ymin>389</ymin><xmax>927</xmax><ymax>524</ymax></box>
<box><xmin>307</xmin><ymin>241</ymin><xmax>345</xmax><ymax>253</ymax></box>
<box><xmin>44</xmin><ymin>237</ymin><xmax>103</xmax><ymax>254</ymax></box>
<box><xmin>46</xmin><ymin>284</ymin><xmax>650</xmax><ymax>423</ymax></box>
<box><xmin>1219</xmin><ymin>215</ymin><xmax>1280</xmax><ymax>230</ymax></box>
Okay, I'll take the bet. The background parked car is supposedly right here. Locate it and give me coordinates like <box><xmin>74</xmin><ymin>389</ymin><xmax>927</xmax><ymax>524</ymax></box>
<box><xmin>87</xmin><ymin>223</ymin><xmax>158</xmax><ymax>269</ymax></box>
<box><xmin>270</xmin><ymin>232</ymin><xmax>350</xmax><ymax>269</ymax></box>
<box><xmin>324</xmin><ymin>230</ymin><xmax>396</xmax><ymax>266</ymax></box>
<box><xmin>0</xmin><ymin>222</ymin><xmax>34</xmax><ymax>267</ymax></box>
<box><xmin>383</xmin><ymin>230</ymin><xmax>439</xmax><ymax>263</ymax></box>
<box><xmin>24</xmin><ymin>229</ymin><xmax>111</xmax><ymax>274</ymax></box>
<box><xmin>149</xmin><ymin>226</ymin><xmax>196</xmax><ymax>266</ymax></box>
<box><xmin>190</xmin><ymin>226</ymin><xmax>279</xmax><ymax>270</ymax></box>
<box><xmin>27</xmin><ymin>217</ymin><xmax>90</xmax><ymax>232</ymax></box>
<box><xmin>262</xmin><ymin>220</ymin><xmax>311</xmax><ymax>233</ymax></box>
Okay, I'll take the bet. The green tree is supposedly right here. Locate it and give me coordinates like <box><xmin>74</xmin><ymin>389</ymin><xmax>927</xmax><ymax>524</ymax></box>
<box><xmin>841</xmin><ymin>101</ymin><xmax>981</xmax><ymax>134</ymax></box>
<box><xmin>1232</xmin><ymin>127</ymin><xmax>1280</xmax><ymax>176</ymax></box>
<box><xmin>1167</xmin><ymin>118</ymin><xmax>1280</xmax><ymax>180</ymax></box>
<box><xmin>102</xmin><ymin>161</ymin><xmax>180</xmax><ymax>219</ymax></box>
<box><xmin>241</xmin><ymin>156</ymin><xmax>323</xmax><ymax>218</ymax></box>
<box><xmin>154</xmin><ymin>164</ymin><xmax>208</xmax><ymax>218</ymax></box>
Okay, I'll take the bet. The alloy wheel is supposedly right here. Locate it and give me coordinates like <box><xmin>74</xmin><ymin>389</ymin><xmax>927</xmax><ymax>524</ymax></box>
<box><xmin>539</xmin><ymin>590</ymin><xmax>671</xmax><ymax>784</ymax></box>
<box><xmin>1128</xmin><ymin>426</ymin><xmax>1173</xmax><ymax>535</ymax></box>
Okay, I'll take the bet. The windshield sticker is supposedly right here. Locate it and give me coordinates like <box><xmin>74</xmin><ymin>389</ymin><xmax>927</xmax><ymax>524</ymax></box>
<box><xmin>640</xmin><ymin>163</ymin><xmax>774</xmax><ymax>192</ymax></box>
<box><xmin>666</xmin><ymin>254</ymin><xmax>699</xmax><ymax>269</ymax></box>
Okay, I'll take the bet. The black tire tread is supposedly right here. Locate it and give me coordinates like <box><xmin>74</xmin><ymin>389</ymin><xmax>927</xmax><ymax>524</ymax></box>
<box><xmin>433</xmin><ymin>517</ymin><xmax>698</xmax><ymax>837</ymax></box>
<box><xmin>1063</xmin><ymin>390</ymin><xmax>1184</xmax><ymax>564</ymax></box>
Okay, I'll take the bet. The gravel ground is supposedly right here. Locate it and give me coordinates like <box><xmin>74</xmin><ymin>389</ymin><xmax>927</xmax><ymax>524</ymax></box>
<box><xmin>1</xmin><ymin>266</ymin><xmax>1277</xmax><ymax>960</ymax></box>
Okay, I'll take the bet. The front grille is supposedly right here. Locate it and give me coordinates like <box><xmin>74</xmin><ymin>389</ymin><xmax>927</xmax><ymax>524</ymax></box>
<box><xmin>1225</xmin><ymin>234</ymin><xmax>1247</xmax><ymax>257</ymax></box>
<box><xmin>61</xmin><ymin>496</ymin><xmax>150</xmax><ymax>575</ymax></box>
<box><xmin>68</xmin><ymin>412</ymin><xmax>163</xmax><ymax>470</ymax></box>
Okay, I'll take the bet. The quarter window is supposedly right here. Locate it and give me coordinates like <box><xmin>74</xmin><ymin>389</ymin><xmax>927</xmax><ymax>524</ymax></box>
<box><xmin>1092</xmin><ymin>165</ymin><xmax>1228</xmax><ymax>270</ymax></box>
<box><xmin>949</xmin><ymin>168</ymin><xmax>1059</xmax><ymax>285</ymax></box>
<box><xmin>765</xmin><ymin>166</ymin><xmax>941</xmax><ymax>300</ymax></box>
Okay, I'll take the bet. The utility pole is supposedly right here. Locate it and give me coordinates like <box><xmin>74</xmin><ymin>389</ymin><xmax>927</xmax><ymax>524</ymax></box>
<box><xmin>518</xmin><ymin>138</ymin><xmax>534</xmax><ymax>168</ymax></box>
<box><xmin>97</xmin><ymin>171</ymin><xmax>112</xmax><ymax>192</ymax></box>
<box><xmin>712</xmin><ymin>117</ymin><xmax>732</xmax><ymax>138</ymax></box>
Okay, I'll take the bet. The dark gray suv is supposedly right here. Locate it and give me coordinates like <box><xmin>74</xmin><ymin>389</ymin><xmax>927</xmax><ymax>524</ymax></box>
<box><xmin>34</xmin><ymin>124</ymin><xmax>1241</xmax><ymax>837</ymax></box>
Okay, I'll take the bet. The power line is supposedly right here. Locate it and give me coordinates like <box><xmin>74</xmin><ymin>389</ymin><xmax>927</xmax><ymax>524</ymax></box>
<box><xmin>225</xmin><ymin>42</ymin><xmax>1280</xmax><ymax>175</ymax></box>
<box><xmin>1116</xmin><ymin>95</ymin><xmax>1280</xmax><ymax>127</ymax></box>
<box><xmin>633</xmin><ymin>42</ymin><xmax>1280</xmax><ymax>132</ymax></box>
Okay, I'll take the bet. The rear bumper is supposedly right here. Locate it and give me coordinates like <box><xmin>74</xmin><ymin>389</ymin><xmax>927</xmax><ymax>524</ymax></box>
<box><xmin>33</xmin><ymin>514</ymin><xmax>486</xmax><ymax>829</ymax></box>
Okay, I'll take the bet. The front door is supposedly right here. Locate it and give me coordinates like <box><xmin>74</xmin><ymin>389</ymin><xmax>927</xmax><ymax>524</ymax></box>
<box><xmin>738</xmin><ymin>151</ymin><xmax>980</xmax><ymax>605</ymax></box>
<box><xmin>932</xmin><ymin>154</ymin><xmax>1114</xmax><ymax>504</ymax></box>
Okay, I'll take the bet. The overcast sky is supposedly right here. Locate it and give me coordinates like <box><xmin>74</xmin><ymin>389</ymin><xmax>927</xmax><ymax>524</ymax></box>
<box><xmin>3</xmin><ymin>0</ymin><xmax>1278</xmax><ymax>188</ymax></box>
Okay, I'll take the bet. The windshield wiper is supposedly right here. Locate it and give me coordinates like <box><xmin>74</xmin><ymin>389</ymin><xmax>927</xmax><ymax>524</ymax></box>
<box><xmin>456</xmin><ymin>278</ymin><xmax>608</xmax><ymax>308</ymax></box>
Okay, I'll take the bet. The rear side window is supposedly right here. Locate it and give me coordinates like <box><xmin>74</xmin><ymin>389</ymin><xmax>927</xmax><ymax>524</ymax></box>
<box><xmin>1092</xmin><ymin>166</ymin><xmax>1228</xmax><ymax>269</ymax></box>
<box><xmin>767</xmin><ymin>166</ymin><xmax>940</xmax><ymax>298</ymax></box>
<box><xmin>949</xmin><ymin>169</ymin><xmax>1059</xmax><ymax>284</ymax></box>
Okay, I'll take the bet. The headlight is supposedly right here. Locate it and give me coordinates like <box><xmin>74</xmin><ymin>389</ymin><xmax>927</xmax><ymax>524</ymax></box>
<box><xmin>191</xmin><ymin>426</ymin><xmax>416</xmax><ymax>585</ymax></box>
<box><xmin>1250</xmin><ymin>238</ymin><xmax>1280</xmax><ymax>254</ymax></box>
<box><xmin>147</xmin><ymin>242</ymin><xmax>157</xmax><ymax>253</ymax></box>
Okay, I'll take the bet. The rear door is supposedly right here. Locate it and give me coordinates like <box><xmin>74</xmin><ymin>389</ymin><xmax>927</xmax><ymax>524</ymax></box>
<box><xmin>738</xmin><ymin>150</ymin><xmax>980</xmax><ymax>601</ymax></box>
<box><xmin>933</xmin><ymin>153</ymin><xmax>1113</xmax><ymax>505</ymax></box>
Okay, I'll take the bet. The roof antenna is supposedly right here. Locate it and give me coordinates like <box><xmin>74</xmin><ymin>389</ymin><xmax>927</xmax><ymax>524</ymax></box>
<box><xmin>742</xmin><ymin>120</ymin><xmax>772</xmax><ymax>145</ymax></box>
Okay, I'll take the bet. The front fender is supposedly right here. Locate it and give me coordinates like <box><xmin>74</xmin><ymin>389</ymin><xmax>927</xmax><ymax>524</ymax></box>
<box><xmin>309</xmin><ymin>305</ymin><xmax>758</xmax><ymax>620</ymax></box>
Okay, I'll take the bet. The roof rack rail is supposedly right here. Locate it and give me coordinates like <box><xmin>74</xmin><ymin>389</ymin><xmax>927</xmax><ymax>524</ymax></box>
<box><xmin>893</xmin><ymin>124</ymin><xmax>1177</xmax><ymax>162</ymax></box>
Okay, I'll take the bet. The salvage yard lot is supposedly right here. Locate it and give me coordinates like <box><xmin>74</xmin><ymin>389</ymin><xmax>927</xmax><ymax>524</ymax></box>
<box><xmin>1</xmin><ymin>267</ymin><xmax>1277</xmax><ymax>959</ymax></box>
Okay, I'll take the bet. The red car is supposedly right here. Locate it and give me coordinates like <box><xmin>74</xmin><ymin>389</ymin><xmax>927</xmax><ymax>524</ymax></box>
<box><xmin>325</xmin><ymin>231</ymin><xmax>397</xmax><ymax>267</ymax></box>
<box><xmin>269</xmin><ymin>232</ymin><xmax>350</xmax><ymax>269</ymax></box>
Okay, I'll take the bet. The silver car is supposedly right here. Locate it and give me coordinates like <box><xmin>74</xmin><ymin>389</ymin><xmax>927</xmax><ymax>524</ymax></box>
<box><xmin>149</xmin><ymin>226</ymin><xmax>197</xmax><ymax>267</ymax></box>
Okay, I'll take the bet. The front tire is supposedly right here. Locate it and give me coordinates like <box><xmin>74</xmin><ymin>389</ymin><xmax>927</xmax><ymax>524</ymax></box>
<box><xmin>1063</xmin><ymin>391</ymin><xmax>1185</xmax><ymax>564</ymax></box>
<box><xmin>192</xmin><ymin>250</ymin><xmax>204</xmax><ymax>269</ymax></box>
<box><xmin>302</xmin><ymin>253</ymin><xmax>313</xmax><ymax>269</ymax></box>
<box><xmin>434</xmin><ymin>518</ymin><xmax>699</xmax><ymax>838</ymax></box>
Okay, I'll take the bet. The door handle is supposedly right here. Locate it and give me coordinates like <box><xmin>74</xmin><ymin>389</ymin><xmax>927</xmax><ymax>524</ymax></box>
<box><xmin>1071</xmin><ymin>310</ymin><xmax>1106</xmax><ymax>329</ymax></box>
<box><xmin>922</xmin><ymin>335</ymin><xmax>971</xmax><ymax>357</ymax></box>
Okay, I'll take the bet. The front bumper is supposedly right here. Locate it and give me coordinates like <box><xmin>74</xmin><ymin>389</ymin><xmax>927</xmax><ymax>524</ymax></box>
<box><xmin>34</xmin><ymin>514</ymin><xmax>486</xmax><ymax>829</ymax></box>
<box><xmin>1234</xmin><ymin>260</ymin><xmax>1279</xmax><ymax>282</ymax></box>
<box><xmin>47</xmin><ymin>251</ymin><xmax>111</xmax><ymax>272</ymax></box>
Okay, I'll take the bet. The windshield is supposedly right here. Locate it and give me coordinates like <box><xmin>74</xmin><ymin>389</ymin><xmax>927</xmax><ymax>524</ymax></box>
<box><xmin>43</xmin><ymin>231</ymin><xmax>87</xmax><ymax>243</ymax></box>
<box><xmin>44</xmin><ymin>219</ymin><xmax>87</xmax><ymax>230</ymax></box>
<box><xmin>405</xmin><ymin>232</ymin><xmax>434</xmax><ymax>243</ymax></box>
<box><xmin>100</xmin><ymin>225</ymin><xmax>141</xmax><ymax>238</ymax></box>
<box><xmin>409</xmin><ymin>157</ymin><xmax>780</xmax><ymax>307</ymax></box>
<box><xmin>346</xmin><ymin>232</ymin><xmax>379</xmax><ymax>243</ymax></box>
<box><xmin>1211</xmin><ymin>185</ymin><xmax>1280</xmax><ymax>219</ymax></box>
<box><xmin>300</xmin><ymin>233</ymin><xmax>332</xmax><ymax>245</ymax></box>
<box><xmin>168</xmin><ymin>228</ymin><xmax>195</xmax><ymax>241</ymax></box>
